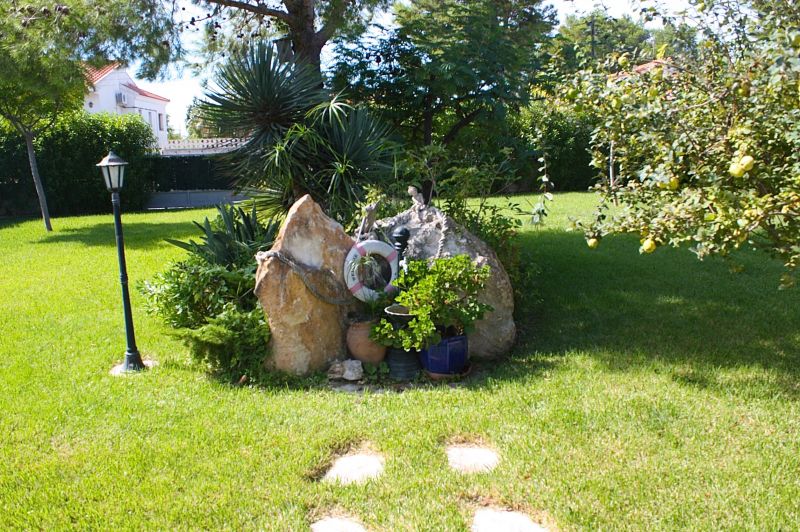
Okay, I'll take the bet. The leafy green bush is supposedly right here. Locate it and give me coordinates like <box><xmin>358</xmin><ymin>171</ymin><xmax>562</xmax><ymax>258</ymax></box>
<box><xmin>140</xmin><ymin>257</ymin><xmax>256</xmax><ymax>330</ymax></box>
<box><xmin>371</xmin><ymin>255</ymin><xmax>492</xmax><ymax>351</ymax></box>
<box><xmin>440</xmin><ymin>198</ymin><xmax>539</xmax><ymax>320</ymax></box>
<box><xmin>0</xmin><ymin>111</ymin><xmax>156</xmax><ymax>216</ymax></box>
<box><xmin>181</xmin><ymin>305</ymin><xmax>270</xmax><ymax>381</ymax></box>
<box><xmin>142</xmin><ymin>205</ymin><xmax>278</xmax><ymax>379</ymax></box>
<box><xmin>518</xmin><ymin>100</ymin><xmax>598</xmax><ymax>191</ymax></box>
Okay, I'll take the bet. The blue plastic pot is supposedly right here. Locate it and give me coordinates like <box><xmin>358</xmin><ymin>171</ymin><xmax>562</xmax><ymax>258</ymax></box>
<box><xmin>419</xmin><ymin>335</ymin><xmax>468</xmax><ymax>375</ymax></box>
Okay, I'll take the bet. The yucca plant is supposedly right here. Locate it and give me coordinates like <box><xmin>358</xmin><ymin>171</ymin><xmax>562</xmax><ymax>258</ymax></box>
<box><xmin>199</xmin><ymin>41</ymin><xmax>397</xmax><ymax>223</ymax></box>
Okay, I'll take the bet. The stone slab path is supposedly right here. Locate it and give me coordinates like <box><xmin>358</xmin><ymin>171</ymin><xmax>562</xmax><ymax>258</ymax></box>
<box><xmin>471</xmin><ymin>508</ymin><xmax>548</xmax><ymax>532</ymax></box>
<box><xmin>313</xmin><ymin>443</ymin><xmax>550</xmax><ymax>530</ymax></box>
<box><xmin>323</xmin><ymin>452</ymin><xmax>385</xmax><ymax>485</ymax></box>
<box><xmin>446</xmin><ymin>445</ymin><xmax>499</xmax><ymax>473</ymax></box>
<box><xmin>310</xmin><ymin>516</ymin><xmax>368</xmax><ymax>532</ymax></box>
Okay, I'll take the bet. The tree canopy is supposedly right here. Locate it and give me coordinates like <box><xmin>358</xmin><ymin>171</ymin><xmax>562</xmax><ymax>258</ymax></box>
<box><xmin>194</xmin><ymin>0</ymin><xmax>391</xmax><ymax>74</ymax></box>
<box><xmin>0</xmin><ymin>0</ymin><xmax>181</xmax><ymax>230</ymax></box>
<box><xmin>332</xmin><ymin>0</ymin><xmax>556</xmax><ymax>147</ymax></box>
<box><xmin>568</xmin><ymin>0</ymin><xmax>800</xmax><ymax>287</ymax></box>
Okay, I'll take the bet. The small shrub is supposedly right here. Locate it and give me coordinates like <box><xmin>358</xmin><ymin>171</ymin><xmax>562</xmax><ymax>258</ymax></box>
<box><xmin>370</xmin><ymin>255</ymin><xmax>492</xmax><ymax>351</ymax></box>
<box><xmin>142</xmin><ymin>204</ymin><xmax>280</xmax><ymax>378</ymax></box>
<box><xmin>140</xmin><ymin>256</ymin><xmax>255</xmax><ymax>329</ymax></box>
<box><xmin>181</xmin><ymin>305</ymin><xmax>270</xmax><ymax>382</ymax></box>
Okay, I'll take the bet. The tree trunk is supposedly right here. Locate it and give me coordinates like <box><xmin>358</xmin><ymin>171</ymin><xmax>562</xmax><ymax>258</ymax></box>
<box><xmin>24</xmin><ymin>130</ymin><xmax>53</xmax><ymax>232</ymax></box>
<box><xmin>286</xmin><ymin>1</ymin><xmax>324</xmax><ymax>76</ymax></box>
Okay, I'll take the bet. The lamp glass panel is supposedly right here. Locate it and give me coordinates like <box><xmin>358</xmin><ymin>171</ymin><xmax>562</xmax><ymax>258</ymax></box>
<box><xmin>112</xmin><ymin>164</ymin><xmax>125</xmax><ymax>189</ymax></box>
<box><xmin>101</xmin><ymin>166</ymin><xmax>113</xmax><ymax>190</ymax></box>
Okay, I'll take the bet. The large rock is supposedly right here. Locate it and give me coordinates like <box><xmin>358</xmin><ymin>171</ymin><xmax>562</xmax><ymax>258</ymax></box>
<box><xmin>374</xmin><ymin>205</ymin><xmax>516</xmax><ymax>358</ymax></box>
<box><xmin>255</xmin><ymin>195</ymin><xmax>354</xmax><ymax>374</ymax></box>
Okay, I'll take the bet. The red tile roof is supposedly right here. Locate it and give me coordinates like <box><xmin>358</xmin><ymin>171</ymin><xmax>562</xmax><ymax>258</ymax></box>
<box><xmin>123</xmin><ymin>82</ymin><xmax>170</xmax><ymax>103</ymax></box>
<box><xmin>85</xmin><ymin>62</ymin><xmax>120</xmax><ymax>85</ymax></box>
<box><xmin>84</xmin><ymin>63</ymin><xmax>170</xmax><ymax>103</ymax></box>
<box><xmin>632</xmin><ymin>59</ymin><xmax>671</xmax><ymax>75</ymax></box>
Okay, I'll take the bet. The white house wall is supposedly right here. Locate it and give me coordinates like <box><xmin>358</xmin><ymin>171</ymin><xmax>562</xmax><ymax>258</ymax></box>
<box><xmin>84</xmin><ymin>70</ymin><xmax>169</xmax><ymax>149</ymax></box>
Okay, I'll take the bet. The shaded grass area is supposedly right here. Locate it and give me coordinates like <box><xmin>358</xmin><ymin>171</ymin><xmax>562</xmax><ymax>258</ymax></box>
<box><xmin>1</xmin><ymin>195</ymin><xmax>799</xmax><ymax>530</ymax></box>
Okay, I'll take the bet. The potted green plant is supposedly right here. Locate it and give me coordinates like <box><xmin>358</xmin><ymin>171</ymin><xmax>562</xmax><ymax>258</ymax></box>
<box><xmin>370</xmin><ymin>255</ymin><xmax>493</xmax><ymax>376</ymax></box>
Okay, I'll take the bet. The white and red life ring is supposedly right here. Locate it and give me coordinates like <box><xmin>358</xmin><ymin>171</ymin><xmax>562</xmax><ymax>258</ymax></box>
<box><xmin>343</xmin><ymin>240</ymin><xmax>399</xmax><ymax>302</ymax></box>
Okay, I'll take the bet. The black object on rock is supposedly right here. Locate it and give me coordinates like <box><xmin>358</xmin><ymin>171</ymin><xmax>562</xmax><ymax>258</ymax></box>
<box><xmin>391</xmin><ymin>226</ymin><xmax>411</xmax><ymax>263</ymax></box>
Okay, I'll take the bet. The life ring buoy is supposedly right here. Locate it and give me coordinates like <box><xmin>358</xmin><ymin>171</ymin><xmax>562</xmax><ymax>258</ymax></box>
<box><xmin>343</xmin><ymin>240</ymin><xmax>399</xmax><ymax>302</ymax></box>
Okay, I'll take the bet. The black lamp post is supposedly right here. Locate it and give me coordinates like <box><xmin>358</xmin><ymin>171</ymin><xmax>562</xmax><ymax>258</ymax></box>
<box><xmin>97</xmin><ymin>151</ymin><xmax>145</xmax><ymax>373</ymax></box>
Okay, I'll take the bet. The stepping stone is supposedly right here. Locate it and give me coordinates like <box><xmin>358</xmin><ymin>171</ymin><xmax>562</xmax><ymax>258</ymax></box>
<box><xmin>311</xmin><ymin>516</ymin><xmax>367</xmax><ymax>532</ymax></box>
<box><xmin>471</xmin><ymin>508</ymin><xmax>548</xmax><ymax>532</ymax></box>
<box><xmin>446</xmin><ymin>445</ymin><xmax>499</xmax><ymax>473</ymax></box>
<box><xmin>323</xmin><ymin>452</ymin><xmax>384</xmax><ymax>485</ymax></box>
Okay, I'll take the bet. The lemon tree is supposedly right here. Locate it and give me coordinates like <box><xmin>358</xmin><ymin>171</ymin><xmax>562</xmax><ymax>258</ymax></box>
<box><xmin>568</xmin><ymin>0</ymin><xmax>800</xmax><ymax>287</ymax></box>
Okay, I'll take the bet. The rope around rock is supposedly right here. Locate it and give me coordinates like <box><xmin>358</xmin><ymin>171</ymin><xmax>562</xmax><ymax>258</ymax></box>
<box><xmin>257</xmin><ymin>250</ymin><xmax>354</xmax><ymax>306</ymax></box>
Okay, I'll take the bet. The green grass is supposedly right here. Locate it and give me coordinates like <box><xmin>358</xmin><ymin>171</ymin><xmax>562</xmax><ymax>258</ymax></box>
<box><xmin>1</xmin><ymin>194</ymin><xmax>799</xmax><ymax>530</ymax></box>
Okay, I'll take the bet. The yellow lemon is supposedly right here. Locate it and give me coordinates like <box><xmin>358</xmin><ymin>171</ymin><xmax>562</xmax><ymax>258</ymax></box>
<box><xmin>739</xmin><ymin>155</ymin><xmax>755</xmax><ymax>171</ymax></box>
<box><xmin>641</xmin><ymin>238</ymin><xmax>657</xmax><ymax>254</ymax></box>
<box><xmin>729</xmin><ymin>162</ymin><xmax>746</xmax><ymax>178</ymax></box>
<box><xmin>587</xmin><ymin>238</ymin><xmax>600</xmax><ymax>249</ymax></box>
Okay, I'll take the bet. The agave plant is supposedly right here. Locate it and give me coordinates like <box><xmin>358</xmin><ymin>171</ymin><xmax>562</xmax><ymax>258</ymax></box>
<box><xmin>199</xmin><ymin>41</ymin><xmax>397</xmax><ymax>223</ymax></box>
<box><xmin>166</xmin><ymin>204</ymin><xmax>280</xmax><ymax>270</ymax></box>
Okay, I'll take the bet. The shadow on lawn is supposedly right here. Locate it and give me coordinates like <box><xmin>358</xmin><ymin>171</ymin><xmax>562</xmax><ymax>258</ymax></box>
<box><xmin>0</xmin><ymin>216</ymin><xmax>34</xmax><ymax>231</ymax></box>
<box><xmin>509</xmin><ymin>229</ymin><xmax>800</xmax><ymax>398</ymax></box>
<box><xmin>32</xmin><ymin>221</ymin><xmax>199</xmax><ymax>250</ymax></box>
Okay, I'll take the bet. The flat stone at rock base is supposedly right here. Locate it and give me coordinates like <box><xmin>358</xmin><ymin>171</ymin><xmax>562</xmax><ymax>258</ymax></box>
<box><xmin>446</xmin><ymin>445</ymin><xmax>499</xmax><ymax>473</ymax></box>
<box><xmin>323</xmin><ymin>453</ymin><xmax>385</xmax><ymax>485</ymax></box>
<box><xmin>109</xmin><ymin>359</ymin><xmax>157</xmax><ymax>376</ymax></box>
<box><xmin>471</xmin><ymin>508</ymin><xmax>549</xmax><ymax>532</ymax></box>
<box><xmin>311</xmin><ymin>516</ymin><xmax>368</xmax><ymax>532</ymax></box>
<box><xmin>342</xmin><ymin>360</ymin><xmax>363</xmax><ymax>381</ymax></box>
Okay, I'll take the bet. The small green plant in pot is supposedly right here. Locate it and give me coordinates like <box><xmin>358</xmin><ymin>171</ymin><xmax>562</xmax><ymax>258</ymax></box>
<box><xmin>370</xmin><ymin>255</ymin><xmax>492</xmax><ymax>375</ymax></box>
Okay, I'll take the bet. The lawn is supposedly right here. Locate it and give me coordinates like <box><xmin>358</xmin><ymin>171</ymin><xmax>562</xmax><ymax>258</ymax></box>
<box><xmin>1</xmin><ymin>193</ymin><xmax>798</xmax><ymax>530</ymax></box>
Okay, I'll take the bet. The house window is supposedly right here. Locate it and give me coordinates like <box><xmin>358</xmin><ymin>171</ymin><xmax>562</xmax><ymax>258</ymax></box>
<box><xmin>158</xmin><ymin>113</ymin><xmax>164</xmax><ymax>131</ymax></box>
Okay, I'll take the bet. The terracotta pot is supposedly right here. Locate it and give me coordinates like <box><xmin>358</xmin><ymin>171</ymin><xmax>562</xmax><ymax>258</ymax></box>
<box><xmin>346</xmin><ymin>321</ymin><xmax>387</xmax><ymax>364</ymax></box>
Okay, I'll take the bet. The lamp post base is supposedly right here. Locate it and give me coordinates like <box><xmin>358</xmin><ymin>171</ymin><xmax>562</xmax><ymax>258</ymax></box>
<box><xmin>122</xmin><ymin>350</ymin><xmax>146</xmax><ymax>371</ymax></box>
<box><xmin>110</xmin><ymin>351</ymin><xmax>152</xmax><ymax>376</ymax></box>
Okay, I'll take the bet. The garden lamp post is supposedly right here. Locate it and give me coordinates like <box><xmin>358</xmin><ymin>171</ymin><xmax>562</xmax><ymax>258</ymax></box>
<box><xmin>97</xmin><ymin>151</ymin><xmax>145</xmax><ymax>372</ymax></box>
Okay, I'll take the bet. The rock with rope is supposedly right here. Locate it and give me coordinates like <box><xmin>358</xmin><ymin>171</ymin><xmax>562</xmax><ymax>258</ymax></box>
<box><xmin>255</xmin><ymin>195</ymin><xmax>356</xmax><ymax>374</ymax></box>
<box><xmin>373</xmin><ymin>203</ymin><xmax>516</xmax><ymax>358</ymax></box>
